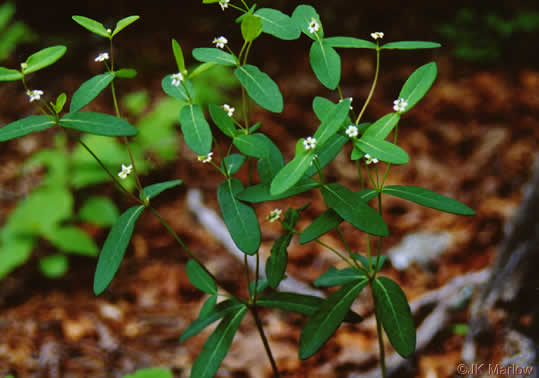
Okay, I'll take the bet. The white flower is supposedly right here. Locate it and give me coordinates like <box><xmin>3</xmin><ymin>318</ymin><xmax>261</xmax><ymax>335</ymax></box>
<box><xmin>393</xmin><ymin>97</ymin><xmax>408</xmax><ymax>113</ymax></box>
<box><xmin>303</xmin><ymin>136</ymin><xmax>317</xmax><ymax>150</ymax></box>
<box><xmin>267</xmin><ymin>208</ymin><xmax>282</xmax><ymax>223</ymax></box>
<box><xmin>339</xmin><ymin>97</ymin><xmax>353</xmax><ymax>110</ymax></box>
<box><xmin>308</xmin><ymin>18</ymin><xmax>320</xmax><ymax>34</ymax></box>
<box><xmin>20</xmin><ymin>62</ymin><xmax>28</xmax><ymax>70</ymax></box>
<box><xmin>198</xmin><ymin>152</ymin><xmax>213</xmax><ymax>163</ymax></box>
<box><xmin>118</xmin><ymin>164</ymin><xmax>133</xmax><ymax>179</ymax></box>
<box><xmin>212</xmin><ymin>36</ymin><xmax>228</xmax><ymax>49</ymax></box>
<box><xmin>364</xmin><ymin>154</ymin><xmax>379</xmax><ymax>165</ymax></box>
<box><xmin>171</xmin><ymin>72</ymin><xmax>184</xmax><ymax>86</ymax></box>
<box><xmin>345</xmin><ymin>125</ymin><xmax>358</xmax><ymax>138</ymax></box>
<box><xmin>107</xmin><ymin>28</ymin><xmax>112</xmax><ymax>34</ymax></box>
<box><xmin>370</xmin><ymin>32</ymin><xmax>384</xmax><ymax>40</ymax></box>
<box><xmin>27</xmin><ymin>89</ymin><xmax>44</xmax><ymax>103</ymax></box>
<box><xmin>94</xmin><ymin>52</ymin><xmax>109</xmax><ymax>62</ymax></box>
<box><xmin>223</xmin><ymin>104</ymin><xmax>235</xmax><ymax>117</ymax></box>
<box><xmin>219</xmin><ymin>0</ymin><xmax>230</xmax><ymax>10</ymax></box>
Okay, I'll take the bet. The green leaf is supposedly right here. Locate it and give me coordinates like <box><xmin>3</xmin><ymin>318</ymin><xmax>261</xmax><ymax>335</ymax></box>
<box><xmin>161</xmin><ymin>74</ymin><xmax>194</xmax><ymax>102</ymax></box>
<box><xmin>248</xmin><ymin>279</ymin><xmax>269</xmax><ymax>297</ymax></box>
<box><xmin>188</xmin><ymin>61</ymin><xmax>216</xmax><ymax>79</ymax></box>
<box><xmin>171</xmin><ymin>38</ymin><xmax>186</xmax><ymax>74</ymax></box>
<box><xmin>312</xmin><ymin>96</ymin><xmax>336</xmax><ymax>122</ymax></box>
<box><xmin>383</xmin><ymin>185</ymin><xmax>476</xmax><ymax>215</ymax></box>
<box><xmin>70</xmin><ymin>72</ymin><xmax>115</xmax><ymax>113</ymax></box>
<box><xmin>79</xmin><ymin>196</ymin><xmax>119</xmax><ymax>226</ymax></box>
<box><xmin>398</xmin><ymin>62</ymin><xmax>437</xmax><ymax>113</ymax></box>
<box><xmin>299</xmin><ymin>209</ymin><xmax>342</xmax><ymax>244</ymax></box>
<box><xmin>186</xmin><ymin>259</ymin><xmax>217</xmax><ymax>294</ymax></box>
<box><xmin>257</xmin><ymin>140</ymin><xmax>284</xmax><ymax>185</ymax></box>
<box><xmin>270</xmin><ymin>146</ymin><xmax>314</xmax><ymax>196</ymax></box>
<box><xmin>221</xmin><ymin>154</ymin><xmax>246</xmax><ymax>175</ymax></box>
<box><xmin>46</xmin><ymin>226</ymin><xmax>98</xmax><ymax>256</ymax></box>
<box><xmin>266</xmin><ymin>233</ymin><xmax>292</xmax><ymax>289</ymax></box>
<box><xmin>178</xmin><ymin>104</ymin><xmax>212</xmax><ymax>155</ymax></box>
<box><xmin>179</xmin><ymin>300</ymin><xmax>245</xmax><ymax>342</ymax></box>
<box><xmin>372</xmin><ymin>276</ymin><xmax>416</xmax><ymax>358</ymax></box>
<box><xmin>299</xmin><ymin>279</ymin><xmax>368</xmax><ymax>359</ymax></box>
<box><xmin>23</xmin><ymin>45</ymin><xmax>67</xmax><ymax>74</ymax></box>
<box><xmin>93</xmin><ymin>205</ymin><xmax>144</xmax><ymax>295</ymax></box>
<box><xmin>0</xmin><ymin>66</ymin><xmax>22</xmax><ymax>81</ymax></box>
<box><xmin>208</xmin><ymin>104</ymin><xmax>236</xmax><ymax>137</ymax></box>
<box><xmin>114</xmin><ymin>68</ymin><xmax>137</xmax><ymax>78</ymax></box>
<box><xmin>304</xmin><ymin>133</ymin><xmax>348</xmax><ymax>177</ymax></box>
<box><xmin>355</xmin><ymin>136</ymin><xmax>409</xmax><ymax>164</ymax></box>
<box><xmin>241</xmin><ymin>14</ymin><xmax>263</xmax><ymax>42</ymax></box>
<box><xmin>291</xmin><ymin>5</ymin><xmax>323</xmax><ymax>39</ymax></box>
<box><xmin>218</xmin><ymin>178</ymin><xmax>261</xmax><ymax>255</ymax></box>
<box><xmin>59</xmin><ymin>112</ymin><xmax>138</xmax><ymax>137</ymax></box>
<box><xmin>53</xmin><ymin>93</ymin><xmax>67</xmax><ymax>114</ymax></box>
<box><xmin>190</xmin><ymin>306</ymin><xmax>247</xmax><ymax>378</ymax></box>
<box><xmin>199</xmin><ymin>294</ymin><xmax>218</xmax><ymax>320</ymax></box>
<box><xmin>282</xmin><ymin>207</ymin><xmax>302</xmax><ymax>230</ymax></box>
<box><xmin>354</xmin><ymin>254</ymin><xmax>387</xmax><ymax>273</ymax></box>
<box><xmin>141</xmin><ymin>179</ymin><xmax>183</xmax><ymax>200</ymax></box>
<box><xmin>381</xmin><ymin>41</ymin><xmax>441</xmax><ymax>50</ymax></box>
<box><xmin>310</xmin><ymin>40</ymin><xmax>341</xmax><ymax>90</ymax></box>
<box><xmin>39</xmin><ymin>254</ymin><xmax>69</xmax><ymax>278</ymax></box>
<box><xmin>202</xmin><ymin>0</ymin><xmax>220</xmax><ymax>3</ymax></box>
<box><xmin>237</xmin><ymin>178</ymin><xmax>320</xmax><ymax>203</ymax></box>
<box><xmin>112</xmin><ymin>15</ymin><xmax>139</xmax><ymax>37</ymax></box>
<box><xmin>0</xmin><ymin>115</ymin><xmax>55</xmax><ymax>142</ymax></box>
<box><xmin>192</xmin><ymin>48</ymin><xmax>237</xmax><ymax>66</ymax></box>
<box><xmin>363</xmin><ymin>113</ymin><xmax>401</xmax><ymax>140</ymax></box>
<box><xmin>257</xmin><ymin>291</ymin><xmax>363</xmax><ymax>323</ymax></box>
<box><xmin>234</xmin><ymin>64</ymin><xmax>283</xmax><ymax>113</ymax></box>
<box><xmin>72</xmin><ymin>16</ymin><xmax>110</xmax><ymax>38</ymax></box>
<box><xmin>314</xmin><ymin>267</ymin><xmax>367</xmax><ymax>287</ymax></box>
<box><xmin>321</xmin><ymin>183</ymin><xmax>388</xmax><ymax>236</ymax></box>
<box><xmin>323</xmin><ymin>37</ymin><xmax>377</xmax><ymax>49</ymax></box>
<box><xmin>312</xmin><ymin>98</ymin><xmax>350</xmax><ymax>146</ymax></box>
<box><xmin>255</xmin><ymin>8</ymin><xmax>300</xmax><ymax>40</ymax></box>
<box><xmin>122</xmin><ymin>367</ymin><xmax>173</xmax><ymax>378</ymax></box>
<box><xmin>233</xmin><ymin>133</ymin><xmax>274</xmax><ymax>159</ymax></box>
<box><xmin>0</xmin><ymin>238</ymin><xmax>35</xmax><ymax>279</ymax></box>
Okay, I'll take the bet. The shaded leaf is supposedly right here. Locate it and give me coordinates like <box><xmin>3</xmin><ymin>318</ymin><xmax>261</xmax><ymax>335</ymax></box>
<box><xmin>309</xmin><ymin>40</ymin><xmax>341</xmax><ymax>90</ymax></box>
<box><xmin>381</xmin><ymin>41</ymin><xmax>441</xmax><ymax>50</ymax></box>
<box><xmin>299</xmin><ymin>209</ymin><xmax>342</xmax><ymax>244</ymax></box>
<box><xmin>79</xmin><ymin>196</ymin><xmax>119</xmax><ymax>226</ymax></box>
<box><xmin>192</xmin><ymin>48</ymin><xmax>237</xmax><ymax>66</ymax></box>
<box><xmin>39</xmin><ymin>254</ymin><xmax>68</xmax><ymax>278</ymax></box>
<box><xmin>222</xmin><ymin>154</ymin><xmax>246</xmax><ymax>175</ymax></box>
<box><xmin>304</xmin><ymin>133</ymin><xmax>348</xmax><ymax>177</ymax></box>
<box><xmin>324</xmin><ymin>36</ymin><xmax>377</xmax><ymax>49</ymax></box>
<box><xmin>46</xmin><ymin>226</ymin><xmax>98</xmax><ymax>256</ymax></box>
<box><xmin>266</xmin><ymin>233</ymin><xmax>292</xmax><ymax>288</ymax></box>
<box><xmin>255</xmin><ymin>8</ymin><xmax>300</xmax><ymax>40</ymax></box>
<box><xmin>0</xmin><ymin>115</ymin><xmax>55</xmax><ymax>142</ymax></box>
<box><xmin>208</xmin><ymin>104</ymin><xmax>236</xmax><ymax>137</ymax></box>
<box><xmin>354</xmin><ymin>254</ymin><xmax>387</xmax><ymax>273</ymax></box>
<box><xmin>161</xmin><ymin>74</ymin><xmax>194</xmax><ymax>102</ymax></box>
<box><xmin>59</xmin><ymin>112</ymin><xmax>138</xmax><ymax>137</ymax></box>
<box><xmin>362</xmin><ymin>113</ymin><xmax>400</xmax><ymax>140</ymax></box>
<box><xmin>114</xmin><ymin>68</ymin><xmax>137</xmax><ymax>78</ymax></box>
<box><xmin>233</xmin><ymin>133</ymin><xmax>273</xmax><ymax>159</ymax></box>
<box><xmin>355</xmin><ymin>136</ymin><xmax>409</xmax><ymax>164</ymax></box>
<box><xmin>178</xmin><ymin>104</ymin><xmax>212</xmax><ymax>155</ymax></box>
<box><xmin>237</xmin><ymin>178</ymin><xmax>320</xmax><ymax>203</ymax></box>
<box><xmin>270</xmin><ymin>145</ymin><xmax>314</xmax><ymax>195</ymax></box>
<box><xmin>142</xmin><ymin>179</ymin><xmax>183</xmax><ymax>200</ymax></box>
<box><xmin>314</xmin><ymin>267</ymin><xmax>367</xmax><ymax>287</ymax></box>
<box><xmin>291</xmin><ymin>4</ymin><xmax>324</xmax><ymax>39</ymax></box>
<box><xmin>312</xmin><ymin>99</ymin><xmax>350</xmax><ymax>147</ymax></box>
<box><xmin>234</xmin><ymin>64</ymin><xmax>283</xmax><ymax>113</ymax></box>
<box><xmin>186</xmin><ymin>259</ymin><xmax>217</xmax><ymax>294</ymax></box>
<box><xmin>70</xmin><ymin>72</ymin><xmax>115</xmax><ymax>113</ymax></box>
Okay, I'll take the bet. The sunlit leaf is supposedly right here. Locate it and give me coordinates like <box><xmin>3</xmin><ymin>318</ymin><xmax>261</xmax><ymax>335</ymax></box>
<box><xmin>23</xmin><ymin>45</ymin><xmax>67</xmax><ymax>74</ymax></box>
<box><xmin>112</xmin><ymin>15</ymin><xmax>140</xmax><ymax>37</ymax></box>
<box><xmin>70</xmin><ymin>72</ymin><xmax>115</xmax><ymax>113</ymax></box>
<box><xmin>234</xmin><ymin>64</ymin><xmax>283</xmax><ymax>113</ymax></box>
<box><xmin>0</xmin><ymin>115</ymin><xmax>55</xmax><ymax>142</ymax></box>
<box><xmin>178</xmin><ymin>104</ymin><xmax>212</xmax><ymax>155</ymax></box>
<box><xmin>255</xmin><ymin>8</ymin><xmax>300</xmax><ymax>40</ymax></box>
<box><xmin>59</xmin><ymin>112</ymin><xmax>138</xmax><ymax>137</ymax></box>
<box><xmin>72</xmin><ymin>16</ymin><xmax>110</xmax><ymax>38</ymax></box>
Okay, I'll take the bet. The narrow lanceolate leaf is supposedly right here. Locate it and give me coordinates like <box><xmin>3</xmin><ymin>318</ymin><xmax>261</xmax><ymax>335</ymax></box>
<box><xmin>321</xmin><ymin>183</ymin><xmax>388</xmax><ymax>236</ymax></box>
<box><xmin>180</xmin><ymin>300</ymin><xmax>245</xmax><ymax>342</ymax></box>
<box><xmin>314</xmin><ymin>267</ymin><xmax>367</xmax><ymax>287</ymax></box>
<box><xmin>257</xmin><ymin>140</ymin><xmax>284</xmax><ymax>185</ymax></box>
<box><xmin>233</xmin><ymin>133</ymin><xmax>274</xmax><ymax>159</ymax></box>
<box><xmin>72</xmin><ymin>16</ymin><xmax>110</xmax><ymax>38</ymax></box>
<box><xmin>305</xmin><ymin>133</ymin><xmax>348</xmax><ymax>177</ymax></box>
<box><xmin>257</xmin><ymin>292</ymin><xmax>363</xmax><ymax>323</ymax></box>
<box><xmin>53</xmin><ymin>93</ymin><xmax>67</xmax><ymax>114</ymax></box>
<box><xmin>398</xmin><ymin>62</ymin><xmax>437</xmax><ymax>113</ymax></box>
<box><xmin>172</xmin><ymin>38</ymin><xmax>186</xmax><ymax>74</ymax></box>
<box><xmin>241</xmin><ymin>14</ymin><xmax>263</xmax><ymax>42</ymax></box>
<box><xmin>59</xmin><ymin>112</ymin><xmax>138</xmax><ymax>137</ymax></box>
<box><xmin>381</xmin><ymin>41</ymin><xmax>441</xmax><ymax>50</ymax></box>
<box><xmin>94</xmin><ymin>205</ymin><xmax>144</xmax><ymax>295</ymax></box>
<box><xmin>218</xmin><ymin>178</ymin><xmax>261</xmax><ymax>255</ymax></box>
<box><xmin>208</xmin><ymin>104</ymin><xmax>236</xmax><ymax>137</ymax></box>
<box><xmin>161</xmin><ymin>74</ymin><xmax>194</xmax><ymax>102</ymax></box>
<box><xmin>141</xmin><ymin>179</ymin><xmax>183</xmax><ymax>200</ymax></box>
<box><xmin>178</xmin><ymin>104</ymin><xmax>212</xmax><ymax>155</ymax></box>
<box><xmin>310</xmin><ymin>40</ymin><xmax>341</xmax><ymax>90</ymax></box>
<box><xmin>0</xmin><ymin>67</ymin><xmax>23</xmax><ymax>81</ymax></box>
<box><xmin>299</xmin><ymin>279</ymin><xmax>368</xmax><ymax>359</ymax></box>
<box><xmin>266</xmin><ymin>233</ymin><xmax>292</xmax><ymax>288</ymax></box>
<box><xmin>270</xmin><ymin>148</ymin><xmax>314</xmax><ymax>196</ymax></box>
<box><xmin>356</xmin><ymin>136</ymin><xmax>409</xmax><ymax>164</ymax></box>
<box><xmin>190</xmin><ymin>306</ymin><xmax>247</xmax><ymax>378</ymax></box>
<box><xmin>237</xmin><ymin>178</ymin><xmax>320</xmax><ymax>203</ymax></box>
<box><xmin>23</xmin><ymin>45</ymin><xmax>67</xmax><ymax>74</ymax></box>
<box><xmin>0</xmin><ymin>115</ymin><xmax>55</xmax><ymax>142</ymax></box>
<box><xmin>234</xmin><ymin>64</ymin><xmax>283</xmax><ymax>113</ymax></box>
<box><xmin>70</xmin><ymin>72</ymin><xmax>115</xmax><ymax>113</ymax></box>
<box><xmin>114</xmin><ymin>68</ymin><xmax>137</xmax><ymax>78</ymax></box>
<box><xmin>199</xmin><ymin>295</ymin><xmax>218</xmax><ymax>320</ymax></box>
<box><xmin>299</xmin><ymin>209</ymin><xmax>342</xmax><ymax>244</ymax></box>
<box><xmin>255</xmin><ymin>8</ymin><xmax>300</xmax><ymax>40</ymax></box>
<box><xmin>355</xmin><ymin>254</ymin><xmax>387</xmax><ymax>273</ymax></box>
<box><xmin>291</xmin><ymin>5</ymin><xmax>324</xmax><ymax>39</ymax></box>
<box><xmin>312</xmin><ymin>99</ymin><xmax>351</xmax><ymax>146</ymax></box>
<box><xmin>324</xmin><ymin>37</ymin><xmax>377</xmax><ymax>49</ymax></box>
<box><xmin>383</xmin><ymin>185</ymin><xmax>476</xmax><ymax>215</ymax></box>
<box><xmin>112</xmin><ymin>15</ymin><xmax>140</xmax><ymax>37</ymax></box>
<box><xmin>372</xmin><ymin>276</ymin><xmax>416</xmax><ymax>358</ymax></box>
<box><xmin>186</xmin><ymin>259</ymin><xmax>217</xmax><ymax>294</ymax></box>
<box><xmin>192</xmin><ymin>48</ymin><xmax>237</xmax><ymax>66</ymax></box>
<box><xmin>363</xmin><ymin>113</ymin><xmax>401</xmax><ymax>140</ymax></box>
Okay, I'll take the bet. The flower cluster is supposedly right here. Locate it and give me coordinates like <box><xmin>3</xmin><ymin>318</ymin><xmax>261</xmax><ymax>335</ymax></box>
<box><xmin>213</xmin><ymin>36</ymin><xmax>228</xmax><ymax>49</ymax></box>
<box><xmin>267</xmin><ymin>208</ymin><xmax>282</xmax><ymax>223</ymax></box>
<box><xmin>219</xmin><ymin>0</ymin><xmax>230</xmax><ymax>11</ymax></box>
<box><xmin>345</xmin><ymin>125</ymin><xmax>358</xmax><ymax>138</ymax></box>
<box><xmin>303</xmin><ymin>136</ymin><xmax>317</xmax><ymax>150</ymax></box>
<box><xmin>27</xmin><ymin>89</ymin><xmax>44</xmax><ymax>103</ymax></box>
<box><xmin>171</xmin><ymin>72</ymin><xmax>184</xmax><ymax>87</ymax></box>
<box><xmin>393</xmin><ymin>98</ymin><xmax>408</xmax><ymax>113</ymax></box>
<box><xmin>118</xmin><ymin>164</ymin><xmax>133</xmax><ymax>179</ymax></box>
<box><xmin>94</xmin><ymin>52</ymin><xmax>109</xmax><ymax>62</ymax></box>
<box><xmin>308</xmin><ymin>18</ymin><xmax>320</xmax><ymax>34</ymax></box>
<box><xmin>370</xmin><ymin>32</ymin><xmax>384</xmax><ymax>40</ymax></box>
<box><xmin>364</xmin><ymin>154</ymin><xmax>379</xmax><ymax>165</ymax></box>
<box><xmin>223</xmin><ymin>104</ymin><xmax>235</xmax><ymax>117</ymax></box>
<box><xmin>198</xmin><ymin>152</ymin><xmax>213</xmax><ymax>163</ymax></box>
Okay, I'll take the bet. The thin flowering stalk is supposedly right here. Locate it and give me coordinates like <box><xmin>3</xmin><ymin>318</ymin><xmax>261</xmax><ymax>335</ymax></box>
<box><xmin>356</xmin><ymin>42</ymin><xmax>381</xmax><ymax>124</ymax></box>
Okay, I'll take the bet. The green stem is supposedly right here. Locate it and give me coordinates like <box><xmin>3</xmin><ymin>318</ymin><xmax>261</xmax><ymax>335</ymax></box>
<box><xmin>250</xmin><ymin>306</ymin><xmax>280</xmax><ymax>377</ymax></box>
<box><xmin>315</xmin><ymin>239</ymin><xmax>356</xmax><ymax>268</ymax></box>
<box><xmin>375</xmin><ymin>309</ymin><xmax>387</xmax><ymax>377</ymax></box>
<box><xmin>355</xmin><ymin>47</ymin><xmax>380</xmax><ymax>125</ymax></box>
